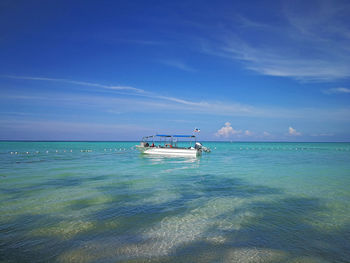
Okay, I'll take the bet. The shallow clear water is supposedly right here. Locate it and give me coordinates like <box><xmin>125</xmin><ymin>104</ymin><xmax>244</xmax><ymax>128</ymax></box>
<box><xmin>1</xmin><ymin>141</ymin><xmax>350</xmax><ymax>262</ymax></box>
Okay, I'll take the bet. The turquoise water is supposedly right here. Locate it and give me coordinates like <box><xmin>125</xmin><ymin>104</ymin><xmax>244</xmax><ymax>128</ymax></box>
<box><xmin>1</xmin><ymin>141</ymin><xmax>350</xmax><ymax>262</ymax></box>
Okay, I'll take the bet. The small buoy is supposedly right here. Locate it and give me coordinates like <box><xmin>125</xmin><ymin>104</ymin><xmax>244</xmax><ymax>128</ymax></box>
<box><xmin>56</xmin><ymin>150</ymin><xmax>58</xmax><ymax>153</ymax></box>
<box><xmin>70</xmin><ymin>150</ymin><xmax>72</xmax><ymax>152</ymax></box>
<box><xmin>26</xmin><ymin>152</ymin><xmax>29</xmax><ymax>154</ymax></box>
<box><xmin>15</xmin><ymin>152</ymin><xmax>18</xmax><ymax>154</ymax></box>
<box><xmin>10</xmin><ymin>152</ymin><xmax>13</xmax><ymax>154</ymax></box>
<box><xmin>46</xmin><ymin>151</ymin><xmax>49</xmax><ymax>153</ymax></box>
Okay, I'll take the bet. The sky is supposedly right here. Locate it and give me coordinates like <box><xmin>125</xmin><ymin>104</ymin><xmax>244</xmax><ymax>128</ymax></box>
<box><xmin>0</xmin><ymin>0</ymin><xmax>350</xmax><ymax>141</ymax></box>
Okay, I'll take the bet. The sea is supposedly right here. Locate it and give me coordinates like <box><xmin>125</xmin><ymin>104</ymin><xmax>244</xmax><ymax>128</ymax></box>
<box><xmin>0</xmin><ymin>141</ymin><xmax>350</xmax><ymax>263</ymax></box>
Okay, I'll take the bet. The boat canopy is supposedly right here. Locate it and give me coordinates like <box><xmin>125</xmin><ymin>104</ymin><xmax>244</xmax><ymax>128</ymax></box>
<box><xmin>156</xmin><ymin>134</ymin><xmax>195</xmax><ymax>138</ymax></box>
<box><xmin>142</xmin><ymin>134</ymin><xmax>196</xmax><ymax>140</ymax></box>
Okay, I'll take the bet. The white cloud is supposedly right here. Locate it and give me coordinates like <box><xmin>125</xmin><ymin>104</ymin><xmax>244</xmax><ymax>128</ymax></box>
<box><xmin>323</xmin><ymin>87</ymin><xmax>350</xmax><ymax>94</ymax></box>
<box><xmin>215</xmin><ymin>122</ymin><xmax>241</xmax><ymax>137</ymax></box>
<box><xmin>288</xmin><ymin>126</ymin><xmax>301</xmax><ymax>136</ymax></box>
<box><xmin>244</xmin><ymin>130</ymin><xmax>253</xmax><ymax>136</ymax></box>
<box><xmin>263</xmin><ymin>131</ymin><xmax>271</xmax><ymax>137</ymax></box>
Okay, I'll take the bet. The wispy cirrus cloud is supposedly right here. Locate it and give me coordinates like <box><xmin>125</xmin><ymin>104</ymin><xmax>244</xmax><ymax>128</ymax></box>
<box><xmin>2</xmin><ymin>75</ymin><xmax>350</xmax><ymax>122</ymax></box>
<box><xmin>310</xmin><ymin>132</ymin><xmax>334</xmax><ymax>137</ymax></box>
<box><xmin>158</xmin><ymin>59</ymin><xmax>196</xmax><ymax>72</ymax></box>
<box><xmin>202</xmin><ymin>1</ymin><xmax>350</xmax><ymax>81</ymax></box>
<box><xmin>1</xmin><ymin>75</ymin><xmax>253</xmax><ymax>116</ymax></box>
<box><xmin>0</xmin><ymin>119</ymin><xmax>151</xmax><ymax>140</ymax></box>
<box><xmin>3</xmin><ymin>75</ymin><xmax>144</xmax><ymax>93</ymax></box>
<box><xmin>323</xmin><ymin>87</ymin><xmax>350</xmax><ymax>94</ymax></box>
<box><xmin>120</xmin><ymin>39</ymin><xmax>163</xmax><ymax>46</ymax></box>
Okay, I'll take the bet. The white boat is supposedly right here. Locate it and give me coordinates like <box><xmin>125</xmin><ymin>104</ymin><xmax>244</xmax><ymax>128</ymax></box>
<box><xmin>136</xmin><ymin>134</ymin><xmax>210</xmax><ymax>157</ymax></box>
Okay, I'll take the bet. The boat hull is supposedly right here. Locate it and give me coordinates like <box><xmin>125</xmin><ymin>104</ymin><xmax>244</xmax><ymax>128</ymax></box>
<box><xmin>136</xmin><ymin>146</ymin><xmax>201</xmax><ymax>157</ymax></box>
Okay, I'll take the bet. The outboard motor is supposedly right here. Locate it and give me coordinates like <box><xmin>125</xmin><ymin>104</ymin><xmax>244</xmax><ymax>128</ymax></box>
<box><xmin>195</xmin><ymin>142</ymin><xmax>211</xmax><ymax>153</ymax></box>
<box><xmin>195</xmin><ymin>142</ymin><xmax>202</xmax><ymax>150</ymax></box>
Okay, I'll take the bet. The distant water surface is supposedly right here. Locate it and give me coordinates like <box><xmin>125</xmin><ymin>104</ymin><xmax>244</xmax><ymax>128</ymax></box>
<box><xmin>0</xmin><ymin>141</ymin><xmax>350</xmax><ymax>262</ymax></box>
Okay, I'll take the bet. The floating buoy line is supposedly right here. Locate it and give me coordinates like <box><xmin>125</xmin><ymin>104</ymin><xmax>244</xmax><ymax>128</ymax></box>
<box><xmin>7</xmin><ymin>147</ymin><xmax>136</xmax><ymax>155</ymax></box>
<box><xmin>236</xmin><ymin>147</ymin><xmax>350</xmax><ymax>151</ymax></box>
<box><xmin>5</xmin><ymin>146</ymin><xmax>350</xmax><ymax>155</ymax></box>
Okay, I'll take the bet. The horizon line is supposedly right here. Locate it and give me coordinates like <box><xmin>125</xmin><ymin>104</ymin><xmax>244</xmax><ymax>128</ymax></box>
<box><xmin>1</xmin><ymin>140</ymin><xmax>349</xmax><ymax>143</ymax></box>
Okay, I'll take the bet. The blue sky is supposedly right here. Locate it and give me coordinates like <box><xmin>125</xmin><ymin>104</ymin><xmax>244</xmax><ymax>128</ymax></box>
<box><xmin>1</xmin><ymin>0</ymin><xmax>350</xmax><ymax>141</ymax></box>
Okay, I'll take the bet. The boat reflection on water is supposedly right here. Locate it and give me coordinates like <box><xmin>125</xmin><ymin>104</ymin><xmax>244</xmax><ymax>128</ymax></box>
<box><xmin>140</xmin><ymin>154</ymin><xmax>201</xmax><ymax>173</ymax></box>
<box><xmin>140</xmin><ymin>153</ymin><xmax>200</xmax><ymax>162</ymax></box>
